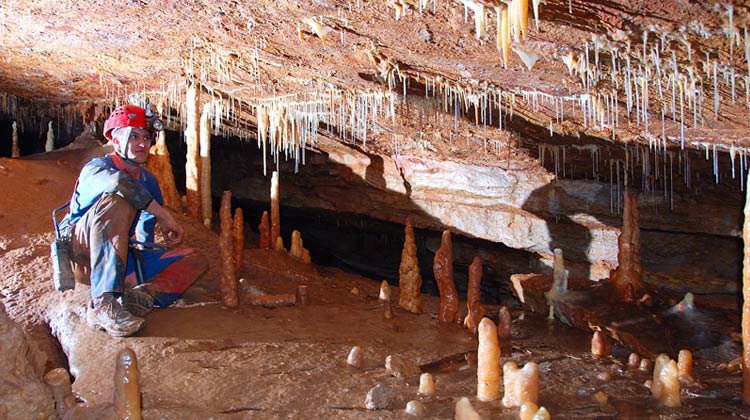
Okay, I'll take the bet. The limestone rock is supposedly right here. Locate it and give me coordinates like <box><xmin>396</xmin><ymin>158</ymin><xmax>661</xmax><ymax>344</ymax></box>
<box><xmin>364</xmin><ymin>384</ymin><xmax>399</xmax><ymax>410</ymax></box>
<box><xmin>385</xmin><ymin>354</ymin><xmax>422</xmax><ymax>378</ymax></box>
<box><xmin>0</xmin><ymin>303</ymin><xmax>55</xmax><ymax>420</ymax></box>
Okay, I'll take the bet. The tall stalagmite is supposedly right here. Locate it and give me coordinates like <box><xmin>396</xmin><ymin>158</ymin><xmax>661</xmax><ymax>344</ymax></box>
<box><xmin>11</xmin><ymin>121</ymin><xmax>19</xmax><ymax>158</ymax></box>
<box><xmin>434</xmin><ymin>230</ymin><xmax>458</xmax><ymax>323</ymax></box>
<box><xmin>199</xmin><ymin>102</ymin><xmax>212</xmax><ymax>228</ymax></box>
<box><xmin>45</xmin><ymin>120</ymin><xmax>54</xmax><ymax>152</ymax></box>
<box><xmin>259</xmin><ymin>211</ymin><xmax>271</xmax><ymax>250</ymax></box>
<box><xmin>611</xmin><ymin>189</ymin><xmax>644</xmax><ymax>300</ymax></box>
<box><xmin>114</xmin><ymin>348</ymin><xmax>141</xmax><ymax>420</ymax></box>
<box><xmin>185</xmin><ymin>83</ymin><xmax>201</xmax><ymax>222</ymax></box>
<box><xmin>464</xmin><ymin>256</ymin><xmax>484</xmax><ymax>334</ymax></box>
<box><xmin>398</xmin><ymin>217</ymin><xmax>423</xmax><ymax>314</ymax></box>
<box><xmin>219</xmin><ymin>191</ymin><xmax>239</xmax><ymax>307</ymax></box>
<box><xmin>146</xmin><ymin>103</ymin><xmax>181</xmax><ymax>212</ymax></box>
<box><xmin>271</xmin><ymin>171</ymin><xmax>281</xmax><ymax>246</ymax></box>
<box><xmin>743</xmin><ymin>174</ymin><xmax>750</xmax><ymax>405</ymax></box>
<box><xmin>233</xmin><ymin>208</ymin><xmax>244</xmax><ymax>271</ymax></box>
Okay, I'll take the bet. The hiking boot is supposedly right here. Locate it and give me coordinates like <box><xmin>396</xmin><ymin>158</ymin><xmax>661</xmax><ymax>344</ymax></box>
<box><xmin>122</xmin><ymin>285</ymin><xmax>155</xmax><ymax>317</ymax></box>
<box><xmin>86</xmin><ymin>293</ymin><xmax>144</xmax><ymax>337</ymax></box>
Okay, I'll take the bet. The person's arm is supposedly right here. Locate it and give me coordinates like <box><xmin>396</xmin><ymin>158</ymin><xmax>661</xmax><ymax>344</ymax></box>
<box><xmin>145</xmin><ymin>200</ymin><xmax>184</xmax><ymax>246</ymax></box>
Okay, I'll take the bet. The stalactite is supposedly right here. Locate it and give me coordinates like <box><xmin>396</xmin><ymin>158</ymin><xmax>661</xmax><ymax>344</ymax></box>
<box><xmin>611</xmin><ymin>189</ymin><xmax>644</xmax><ymax>300</ymax></box>
<box><xmin>743</xmin><ymin>172</ymin><xmax>750</xmax><ymax>405</ymax></box>
<box><xmin>271</xmin><ymin>171</ymin><xmax>281</xmax><ymax>247</ymax></box>
<box><xmin>219</xmin><ymin>191</ymin><xmax>239</xmax><ymax>307</ymax></box>
<box><xmin>200</xmin><ymin>102</ymin><xmax>212</xmax><ymax>228</ymax></box>
<box><xmin>114</xmin><ymin>348</ymin><xmax>142</xmax><ymax>420</ymax></box>
<box><xmin>434</xmin><ymin>230</ymin><xmax>458</xmax><ymax>323</ymax></box>
<box><xmin>464</xmin><ymin>256</ymin><xmax>484</xmax><ymax>334</ymax></box>
<box><xmin>399</xmin><ymin>217</ymin><xmax>423</xmax><ymax>314</ymax></box>
<box><xmin>185</xmin><ymin>83</ymin><xmax>202</xmax><ymax>222</ymax></box>
<box><xmin>232</xmin><ymin>208</ymin><xmax>244</xmax><ymax>271</ymax></box>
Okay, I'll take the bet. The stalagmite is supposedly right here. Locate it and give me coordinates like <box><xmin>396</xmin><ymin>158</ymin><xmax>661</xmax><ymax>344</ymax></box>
<box><xmin>455</xmin><ymin>397</ymin><xmax>482</xmax><ymax>420</ymax></box>
<box><xmin>464</xmin><ymin>256</ymin><xmax>484</xmax><ymax>334</ymax></box>
<box><xmin>232</xmin><ymin>208</ymin><xmax>244</xmax><ymax>271</ymax></box>
<box><xmin>383</xmin><ymin>297</ymin><xmax>394</xmax><ymax>319</ymax></box>
<box><xmin>502</xmin><ymin>361</ymin><xmax>539</xmax><ymax>408</ymax></box>
<box><xmin>477</xmin><ymin>318</ymin><xmax>501</xmax><ymax>401</ymax></box>
<box><xmin>546</xmin><ymin>248</ymin><xmax>567</xmax><ymax>319</ymax></box>
<box><xmin>219</xmin><ymin>191</ymin><xmax>239</xmax><ymax>307</ymax></box>
<box><xmin>114</xmin><ymin>348</ymin><xmax>141</xmax><ymax>420</ymax></box>
<box><xmin>379</xmin><ymin>280</ymin><xmax>391</xmax><ymax>301</ymax></box>
<box><xmin>497</xmin><ymin>306</ymin><xmax>511</xmax><ymax>339</ymax></box>
<box><xmin>591</xmin><ymin>331</ymin><xmax>611</xmax><ymax>357</ymax></box>
<box><xmin>347</xmin><ymin>346</ymin><xmax>363</xmax><ymax>368</ymax></box>
<box><xmin>45</xmin><ymin>120</ymin><xmax>54</xmax><ymax>152</ymax></box>
<box><xmin>199</xmin><ymin>102</ymin><xmax>212</xmax><ymax>228</ymax></box>
<box><xmin>419</xmin><ymin>373</ymin><xmax>435</xmax><ymax>397</ymax></box>
<box><xmin>743</xmin><ymin>171</ymin><xmax>750</xmax><ymax>405</ymax></box>
<box><xmin>434</xmin><ymin>230</ymin><xmax>458</xmax><ymax>323</ymax></box>
<box><xmin>296</xmin><ymin>285</ymin><xmax>309</xmax><ymax>305</ymax></box>
<box><xmin>521</xmin><ymin>401</ymin><xmax>550</xmax><ymax>420</ymax></box>
<box><xmin>628</xmin><ymin>353</ymin><xmax>641</xmax><ymax>369</ymax></box>
<box><xmin>611</xmin><ymin>189</ymin><xmax>645</xmax><ymax>300</ymax></box>
<box><xmin>399</xmin><ymin>217</ymin><xmax>423</xmax><ymax>314</ymax></box>
<box><xmin>146</xmin><ymin>104</ymin><xmax>181</xmax><ymax>211</ymax></box>
<box><xmin>405</xmin><ymin>400</ymin><xmax>426</xmax><ymax>417</ymax></box>
<box><xmin>185</xmin><ymin>83</ymin><xmax>202</xmax><ymax>222</ymax></box>
<box><xmin>259</xmin><ymin>211</ymin><xmax>271</xmax><ymax>250</ymax></box>
<box><xmin>11</xmin><ymin>121</ymin><xmax>19</xmax><ymax>158</ymax></box>
<box><xmin>290</xmin><ymin>230</ymin><xmax>310</xmax><ymax>263</ymax></box>
<box><xmin>271</xmin><ymin>171</ymin><xmax>281</xmax><ymax>246</ymax></box>
<box><xmin>678</xmin><ymin>349</ymin><xmax>693</xmax><ymax>383</ymax></box>
<box><xmin>274</xmin><ymin>236</ymin><xmax>286</xmax><ymax>252</ymax></box>
<box><xmin>652</xmin><ymin>356</ymin><xmax>681</xmax><ymax>407</ymax></box>
<box><xmin>44</xmin><ymin>368</ymin><xmax>75</xmax><ymax>417</ymax></box>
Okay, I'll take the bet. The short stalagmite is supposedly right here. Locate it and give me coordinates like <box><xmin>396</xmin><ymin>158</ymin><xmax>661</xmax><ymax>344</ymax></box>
<box><xmin>405</xmin><ymin>400</ymin><xmax>426</xmax><ymax>417</ymax></box>
<box><xmin>464</xmin><ymin>256</ymin><xmax>485</xmax><ymax>334</ymax></box>
<box><xmin>290</xmin><ymin>230</ymin><xmax>310</xmax><ymax>263</ymax></box>
<box><xmin>296</xmin><ymin>285</ymin><xmax>309</xmax><ymax>305</ymax></box>
<box><xmin>591</xmin><ymin>331</ymin><xmax>611</xmax><ymax>357</ymax></box>
<box><xmin>184</xmin><ymin>82</ymin><xmax>202</xmax><ymax>222</ymax></box>
<box><xmin>274</xmin><ymin>236</ymin><xmax>286</xmax><ymax>252</ymax></box>
<box><xmin>259</xmin><ymin>211</ymin><xmax>271</xmax><ymax>250</ymax></box>
<box><xmin>398</xmin><ymin>217</ymin><xmax>423</xmax><ymax>314</ymax></box>
<box><xmin>199</xmin><ymin>102</ymin><xmax>212</xmax><ymax>228</ymax></box>
<box><xmin>477</xmin><ymin>318</ymin><xmax>500</xmax><ymax>401</ymax></box>
<box><xmin>383</xmin><ymin>298</ymin><xmax>394</xmax><ymax>319</ymax></box>
<box><xmin>433</xmin><ymin>230</ymin><xmax>458</xmax><ymax>323</ymax></box>
<box><xmin>653</xmin><ymin>357</ymin><xmax>681</xmax><ymax>407</ymax></box>
<box><xmin>678</xmin><ymin>349</ymin><xmax>693</xmax><ymax>383</ymax></box>
<box><xmin>611</xmin><ymin>189</ymin><xmax>645</xmax><ymax>300</ymax></box>
<box><xmin>271</xmin><ymin>171</ymin><xmax>281</xmax><ymax>245</ymax></box>
<box><xmin>45</xmin><ymin>120</ymin><xmax>54</xmax><ymax>152</ymax></box>
<box><xmin>546</xmin><ymin>248</ymin><xmax>567</xmax><ymax>320</ymax></box>
<box><xmin>628</xmin><ymin>353</ymin><xmax>641</xmax><ymax>369</ymax></box>
<box><xmin>454</xmin><ymin>397</ymin><xmax>482</xmax><ymax>420</ymax></box>
<box><xmin>497</xmin><ymin>306</ymin><xmax>511</xmax><ymax>339</ymax></box>
<box><xmin>114</xmin><ymin>348</ymin><xmax>142</xmax><ymax>420</ymax></box>
<box><xmin>379</xmin><ymin>280</ymin><xmax>391</xmax><ymax>301</ymax></box>
<box><xmin>145</xmin><ymin>103</ymin><xmax>181</xmax><ymax>211</ymax></box>
<box><xmin>347</xmin><ymin>346</ymin><xmax>363</xmax><ymax>368</ymax></box>
<box><xmin>233</xmin><ymin>208</ymin><xmax>244</xmax><ymax>271</ymax></box>
<box><xmin>502</xmin><ymin>361</ymin><xmax>539</xmax><ymax>408</ymax></box>
<box><xmin>520</xmin><ymin>401</ymin><xmax>551</xmax><ymax>420</ymax></box>
<box><xmin>418</xmin><ymin>373</ymin><xmax>435</xmax><ymax>397</ymax></box>
<box><xmin>219</xmin><ymin>191</ymin><xmax>239</xmax><ymax>307</ymax></box>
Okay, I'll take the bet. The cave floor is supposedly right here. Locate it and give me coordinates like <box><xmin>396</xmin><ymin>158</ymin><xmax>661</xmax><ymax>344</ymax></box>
<box><xmin>0</xmin><ymin>150</ymin><xmax>747</xmax><ymax>419</ymax></box>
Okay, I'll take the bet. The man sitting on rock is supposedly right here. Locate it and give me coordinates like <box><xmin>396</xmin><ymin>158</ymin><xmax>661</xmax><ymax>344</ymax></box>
<box><xmin>60</xmin><ymin>105</ymin><xmax>206</xmax><ymax>337</ymax></box>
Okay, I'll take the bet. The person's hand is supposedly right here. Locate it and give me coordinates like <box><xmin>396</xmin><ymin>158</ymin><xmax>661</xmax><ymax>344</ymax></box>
<box><xmin>160</xmin><ymin>213</ymin><xmax>184</xmax><ymax>246</ymax></box>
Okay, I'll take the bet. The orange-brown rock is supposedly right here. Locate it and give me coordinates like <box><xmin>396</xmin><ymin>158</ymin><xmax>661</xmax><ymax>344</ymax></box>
<box><xmin>398</xmin><ymin>217</ymin><xmax>422</xmax><ymax>314</ymax></box>
<box><xmin>232</xmin><ymin>208</ymin><xmax>244</xmax><ymax>271</ymax></box>
<box><xmin>219</xmin><ymin>191</ymin><xmax>239</xmax><ymax>307</ymax></box>
<box><xmin>114</xmin><ymin>348</ymin><xmax>141</xmax><ymax>420</ymax></box>
<box><xmin>433</xmin><ymin>230</ymin><xmax>458</xmax><ymax>323</ymax></box>
<box><xmin>271</xmin><ymin>170</ymin><xmax>280</xmax><ymax>245</ymax></box>
<box><xmin>146</xmin><ymin>111</ymin><xmax>181</xmax><ymax>212</ymax></box>
<box><xmin>290</xmin><ymin>229</ymin><xmax>310</xmax><ymax>263</ymax></box>
<box><xmin>463</xmin><ymin>256</ymin><xmax>484</xmax><ymax>334</ymax></box>
<box><xmin>259</xmin><ymin>211</ymin><xmax>271</xmax><ymax>250</ymax></box>
<box><xmin>497</xmin><ymin>306</ymin><xmax>511</xmax><ymax>340</ymax></box>
<box><xmin>611</xmin><ymin>189</ymin><xmax>645</xmax><ymax>301</ymax></box>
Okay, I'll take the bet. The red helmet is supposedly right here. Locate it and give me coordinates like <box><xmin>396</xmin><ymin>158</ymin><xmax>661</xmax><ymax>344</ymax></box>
<box><xmin>103</xmin><ymin>105</ymin><xmax>148</xmax><ymax>140</ymax></box>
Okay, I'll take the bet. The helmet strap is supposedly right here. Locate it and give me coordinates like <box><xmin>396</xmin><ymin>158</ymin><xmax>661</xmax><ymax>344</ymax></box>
<box><xmin>112</xmin><ymin>127</ymin><xmax>142</xmax><ymax>166</ymax></box>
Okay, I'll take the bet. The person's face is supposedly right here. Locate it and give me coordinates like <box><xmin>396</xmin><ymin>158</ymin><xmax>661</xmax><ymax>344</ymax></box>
<box><xmin>114</xmin><ymin>127</ymin><xmax>152</xmax><ymax>164</ymax></box>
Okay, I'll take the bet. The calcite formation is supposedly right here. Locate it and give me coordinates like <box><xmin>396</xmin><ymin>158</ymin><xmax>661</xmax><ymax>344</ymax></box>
<box><xmin>219</xmin><ymin>190</ymin><xmax>239</xmax><ymax>307</ymax></box>
<box><xmin>502</xmin><ymin>361</ymin><xmax>539</xmax><ymax>408</ymax></box>
<box><xmin>464</xmin><ymin>256</ymin><xmax>484</xmax><ymax>334</ymax></box>
<box><xmin>398</xmin><ymin>217</ymin><xmax>422</xmax><ymax>314</ymax></box>
<box><xmin>199</xmin><ymin>102</ymin><xmax>212</xmax><ymax>228</ymax></box>
<box><xmin>433</xmin><ymin>230</ymin><xmax>458</xmax><ymax>323</ymax></box>
<box><xmin>477</xmin><ymin>317</ymin><xmax>500</xmax><ymax>401</ymax></box>
<box><xmin>184</xmin><ymin>83</ymin><xmax>201</xmax><ymax>222</ymax></box>
<box><xmin>497</xmin><ymin>306</ymin><xmax>511</xmax><ymax>340</ymax></box>
<box><xmin>258</xmin><ymin>211</ymin><xmax>271</xmax><ymax>250</ymax></box>
<box><xmin>271</xmin><ymin>171</ymin><xmax>281</xmax><ymax>246</ymax></box>
<box><xmin>347</xmin><ymin>346</ymin><xmax>363</xmax><ymax>368</ymax></box>
<box><xmin>455</xmin><ymin>397</ymin><xmax>482</xmax><ymax>420</ymax></box>
<box><xmin>591</xmin><ymin>331</ymin><xmax>611</xmax><ymax>357</ymax></box>
<box><xmin>114</xmin><ymin>348</ymin><xmax>142</xmax><ymax>420</ymax></box>
<box><xmin>146</xmin><ymin>119</ymin><xmax>181</xmax><ymax>212</ymax></box>
<box><xmin>678</xmin><ymin>349</ymin><xmax>693</xmax><ymax>383</ymax></box>
<box><xmin>290</xmin><ymin>230</ymin><xmax>310</xmax><ymax>263</ymax></box>
<box><xmin>418</xmin><ymin>373</ymin><xmax>435</xmax><ymax>397</ymax></box>
<box><xmin>232</xmin><ymin>208</ymin><xmax>244</xmax><ymax>271</ymax></box>
<box><xmin>611</xmin><ymin>189</ymin><xmax>644</xmax><ymax>301</ymax></box>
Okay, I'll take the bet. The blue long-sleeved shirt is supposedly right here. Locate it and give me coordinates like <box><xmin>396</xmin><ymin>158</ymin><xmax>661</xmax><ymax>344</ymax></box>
<box><xmin>67</xmin><ymin>154</ymin><xmax>163</xmax><ymax>243</ymax></box>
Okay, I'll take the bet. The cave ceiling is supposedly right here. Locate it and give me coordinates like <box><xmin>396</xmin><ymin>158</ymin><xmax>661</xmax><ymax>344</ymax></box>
<box><xmin>1</xmin><ymin>0</ymin><xmax>750</xmax><ymax>171</ymax></box>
